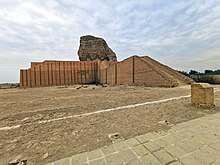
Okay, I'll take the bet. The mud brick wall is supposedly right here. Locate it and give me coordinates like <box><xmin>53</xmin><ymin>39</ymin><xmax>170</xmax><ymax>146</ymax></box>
<box><xmin>105</xmin><ymin>63</ymin><xmax>116</xmax><ymax>85</ymax></box>
<box><xmin>117</xmin><ymin>57</ymin><xmax>134</xmax><ymax>85</ymax></box>
<box><xmin>20</xmin><ymin>55</ymin><xmax>192</xmax><ymax>88</ymax></box>
<box><xmin>133</xmin><ymin>57</ymin><xmax>174</xmax><ymax>87</ymax></box>
<box><xmin>20</xmin><ymin>61</ymin><xmax>99</xmax><ymax>88</ymax></box>
<box><xmin>99</xmin><ymin>61</ymin><xmax>114</xmax><ymax>84</ymax></box>
<box><xmin>100</xmin><ymin>56</ymin><xmax>176</xmax><ymax>87</ymax></box>
<box><xmin>191</xmin><ymin>83</ymin><xmax>214</xmax><ymax>107</ymax></box>
<box><xmin>142</xmin><ymin>56</ymin><xmax>193</xmax><ymax>85</ymax></box>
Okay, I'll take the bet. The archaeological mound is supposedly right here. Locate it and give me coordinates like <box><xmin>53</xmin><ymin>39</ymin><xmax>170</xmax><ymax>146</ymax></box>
<box><xmin>20</xmin><ymin>35</ymin><xmax>194</xmax><ymax>88</ymax></box>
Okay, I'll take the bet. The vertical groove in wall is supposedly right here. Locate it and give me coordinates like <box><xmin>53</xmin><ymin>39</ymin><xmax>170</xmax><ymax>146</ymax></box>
<box><xmin>91</xmin><ymin>62</ymin><xmax>93</xmax><ymax>83</ymax></box>
<box><xmin>71</xmin><ymin>62</ymin><xmax>74</xmax><ymax>84</ymax></box>
<box><xmin>34</xmin><ymin>67</ymin><xmax>36</xmax><ymax>86</ymax></box>
<box><xmin>92</xmin><ymin>63</ymin><xmax>95</xmax><ymax>82</ymax></box>
<box><xmin>69</xmin><ymin>62</ymin><xmax>71</xmax><ymax>85</ymax></box>
<box><xmin>115</xmin><ymin>63</ymin><xmax>117</xmax><ymax>85</ymax></box>
<box><xmin>94</xmin><ymin>63</ymin><xmax>96</xmax><ymax>82</ymax></box>
<box><xmin>59</xmin><ymin>62</ymin><xmax>61</xmax><ymax>85</ymax></box>
<box><xmin>20</xmin><ymin>70</ymin><xmax>23</xmax><ymax>87</ymax></box>
<box><xmin>53</xmin><ymin>63</ymin><xmax>56</xmax><ymax>86</ymax></box>
<box><xmin>84</xmin><ymin>62</ymin><xmax>86</xmax><ymax>83</ymax></box>
<box><xmin>74</xmin><ymin>63</ymin><xmax>76</xmax><ymax>84</ymax></box>
<box><xmin>63</xmin><ymin>62</ymin><xmax>66</xmax><ymax>85</ymax></box>
<box><xmin>96</xmin><ymin>62</ymin><xmax>98</xmax><ymax>83</ymax></box>
<box><xmin>23</xmin><ymin>70</ymin><xmax>25</xmax><ymax>87</ymax></box>
<box><xmin>97</xmin><ymin>62</ymin><xmax>100</xmax><ymax>83</ymax></box>
<box><xmin>99</xmin><ymin>66</ymin><xmax>101</xmax><ymax>83</ymax></box>
<box><xmin>79</xmin><ymin>62</ymin><xmax>82</xmax><ymax>84</ymax></box>
<box><xmin>70</xmin><ymin>62</ymin><xmax>73</xmax><ymax>85</ymax></box>
<box><xmin>41</xmin><ymin>64</ymin><xmax>44</xmax><ymax>87</ymax></box>
<box><xmin>47</xmin><ymin>64</ymin><xmax>49</xmax><ymax>86</ymax></box>
<box><xmin>25</xmin><ymin>70</ymin><xmax>28</xmax><ymax>86</ymax></box>
<box><xmin>39</xmin><ymin>66</ymin><xmax>42</xmax><ymax>86</ymax></box>
<box><xmin>92</xmin><ymin>63</ymin><xmax>94</xmax><ymax>83</ymax></box>
<box><xmin>106</xmin><ymin>68</ymin><xmax>107</xmax><ymax>84</ymax></box>
<box><xmin>90</xmin><ymin>62</ymin><xmax>92</xmax><ymax>83</ymax></box>
<box><xmin>67</xmin><ymin>62</ymin><xmax>70</xmax><ymax>85</ymax></box>
<box><xmin>132</xmin><ymin>56</ymin><xmax>135</xmax><ymax>84</ymax></box>
<box><xmin>28</xmin><ymin>69</ymin><xmax>31</xmax><ymax>87</ymax></box>
<box><xmin>51</xmin><ymin>64</ymin><xmax>53</xmax><ymax>85</ymax></box>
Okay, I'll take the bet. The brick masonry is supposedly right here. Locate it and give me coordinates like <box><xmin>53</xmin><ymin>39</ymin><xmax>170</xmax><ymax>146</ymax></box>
<box><xmin>20</xmin><ymin>56</ymin><xmax>193</xmax><ymax>88</ymax></box>
<box><xmin>191</xmin><ymin>83</ymin><xmax>214</xmax><ymax>107</ymax></box>
<box><xmin>20</xmin><ymin>61</ymin><xmax>99</xmax><ymax>88</ymax></box>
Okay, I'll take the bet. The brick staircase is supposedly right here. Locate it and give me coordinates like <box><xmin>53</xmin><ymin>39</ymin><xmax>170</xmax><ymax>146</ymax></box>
<box><xmin>140</xmin><ymin>56</ymin><xmax>194</xmax><ymax>85</ymax></box>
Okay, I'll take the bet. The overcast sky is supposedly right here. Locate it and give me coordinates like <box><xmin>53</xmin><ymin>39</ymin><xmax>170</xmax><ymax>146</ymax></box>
<box><xmin>0</xmin><ymin>0</ymin><xmax>220</xmax><ymax>83</ymax></box>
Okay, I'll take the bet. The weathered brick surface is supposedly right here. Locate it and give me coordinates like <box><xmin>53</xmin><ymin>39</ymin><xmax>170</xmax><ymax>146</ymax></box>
<box><xmin>191</xmin><ymin>83</ymin><xmax>214</xmax><ymax>107</ymax></box>
<box><xmin>99</xmin><ymin>56</ymin><xmax>186</xmax><ymax>87</ymax></box>
<box><xmin>134</xmin><ymin>56</ymin><xmax>174</xmax><ymax>87</ymax></box>
<box><xmin>20</xmin><ymin>70</ymin><xmax>24</xmax><ymax>87</ymax></box>
<box><xmin>20</xmin><ymin>56</ymin><xmax>193</xmax><ymax>88</ymax></box>
<box><xmin>117</xmin><ymin>56</ymin><xmax>134</xmax><ymax>85</ymax></box>
<box><xmin>142</xmin><ymin>56</ymin><xmax>194</xmax><ymax>85</ymax></box>
<box><xmin>106</xmin><ymin>64</ymin><xmax>116</xmax><ymax>85</ymax></box>
<box><xmin>20</xmin><ymin>61</ymin><xmax>99</xmax><ymax>88</ymax></box>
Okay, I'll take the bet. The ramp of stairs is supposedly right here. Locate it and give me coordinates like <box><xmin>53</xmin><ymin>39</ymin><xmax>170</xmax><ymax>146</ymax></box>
<box><xmin>140</xmin><ymin>56</ymin><xmax>194</xmax><ymax>85</ymax></box>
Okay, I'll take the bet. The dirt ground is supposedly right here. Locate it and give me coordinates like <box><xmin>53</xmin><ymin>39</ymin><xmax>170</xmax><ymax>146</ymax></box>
<box><xmin>0</xmin><ymin>85</ymin><xmax>220</xmax><ymax>165</ymax></box>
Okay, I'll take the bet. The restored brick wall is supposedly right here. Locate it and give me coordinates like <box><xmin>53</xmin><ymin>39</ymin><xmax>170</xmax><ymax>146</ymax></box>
<box><xmin>99</xmin><ymin>56</ymin><xmax>176</xmax><ymax>87</ymax></box>
<box><xmin>106</xmin><ymin>63</ymin><xmax>116</xmax><ymax>85</ymax></box>
<box><xmin>100</xmin><ymin>68</ymin><xmax>107</xmax><ymax>84</ymax></box>
<box><xmin>117</xmin><ymin>56</ymin><xmax>134</xmax><ymax>85</ymax></box>
<box><xmin>134</xmin><ymin>56</ymin><xmax>174</xmax><ymax>87</ymax></box>
<box><xmin>20</xmin><ymin>56</ymin><xmax>192</xmax><ymax>88</ymax></box>
<box><xmin>142</xmin><ymin>56</ymin><xmax>194</xmax><ymax>85</ymax></box>
<box><xmin>99</xmin><ymin>61</ymin><xmax>114</xmax><ymax>84</ymax></box>
<box><xmin>20</xmin><ymin>61</ymin><xmax>99</xmax><ymax>88</ymax></box>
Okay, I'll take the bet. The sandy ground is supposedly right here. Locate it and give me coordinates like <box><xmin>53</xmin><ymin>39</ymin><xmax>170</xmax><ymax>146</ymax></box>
<box><xmin>0</xmin><ymin>85</ymin><xmax>220</xmax><ymax>165</ymax></box>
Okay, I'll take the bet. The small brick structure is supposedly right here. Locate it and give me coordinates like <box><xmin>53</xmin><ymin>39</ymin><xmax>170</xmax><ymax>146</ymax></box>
<box><xmin>191</xmin><ymin>83</ymin><xmax>214</xmax><ymax>107</ymax></box>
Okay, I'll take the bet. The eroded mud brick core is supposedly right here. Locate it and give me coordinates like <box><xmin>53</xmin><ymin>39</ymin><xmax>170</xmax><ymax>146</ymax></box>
<box><xmin>78</xmin><ymin>35</ymin><xmax>117</xmax><ymax>61</ymax></box>
<box><xmin>191</xmin><ymin>83</ymin><xmax>214</xmax><ymax>108</ymax></box>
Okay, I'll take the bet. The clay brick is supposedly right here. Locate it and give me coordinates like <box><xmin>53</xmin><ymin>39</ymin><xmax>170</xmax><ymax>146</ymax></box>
<box><xmin>191</xmin><ymin>83</ymin><xmax>214</xmax><ymax>108</ymax></box>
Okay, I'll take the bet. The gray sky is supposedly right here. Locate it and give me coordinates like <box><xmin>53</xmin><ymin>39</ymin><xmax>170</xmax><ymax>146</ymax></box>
<box><xmin>0</xmin><ymin>0</ymin><xmax>220</xmax><ymax>83</ymax></box>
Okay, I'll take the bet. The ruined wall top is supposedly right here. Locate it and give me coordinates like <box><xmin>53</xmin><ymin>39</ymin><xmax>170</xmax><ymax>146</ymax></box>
<box><xmin>77</xmin><ymin>35</ymin><xmax>117</xmax><ymax>61</ymax></box>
